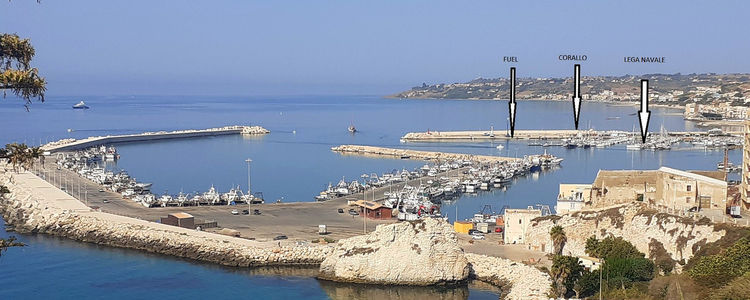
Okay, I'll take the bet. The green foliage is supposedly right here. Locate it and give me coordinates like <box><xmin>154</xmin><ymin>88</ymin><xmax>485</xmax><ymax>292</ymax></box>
<box><xmin>549</xmin><ymin>225</ymin><xmax>566</xmax><ymax>255</ymax></box>
<box><xmin>585</xmin><ymin>236</ymin><xmax>645</xmax><ymax>260</ymax></box>
<box><xmin>573</xmin><ymin>270</ymin><xmax>600</xmax><ymax>299</ymax></box>
<box><xmin>3</xmin><ymin>143</ymin><xmax>39</xmax><ymax>172</ymax></box>
<box><xmin>709</xmin><ymin>272</ymin><xmax>750</xmax><ymax>300</ymax></box>
<box><xmin>0</xmin><ymin>33</ymin><xmax>46</xmax><ymax>107</ymax></box>
<box><xmin>688</xmin><ymin>237</ymin><xmax>750</xmax><ymax>288</ymax></box>
<box><xmin>605</xmin><ymin>257</ymin><xmax>655</xmax><ymax>283</ymax></box>
<box><xmin>550</xmin><ymin>255</ymin><xmax>585</xmax><ymax>298</ymax></box>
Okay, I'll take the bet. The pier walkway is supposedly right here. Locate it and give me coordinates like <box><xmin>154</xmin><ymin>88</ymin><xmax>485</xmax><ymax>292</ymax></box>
<box><xmin>332</xmin><ymin>145</ymin><xmax>517</xmax><ymax>162</ymax></box>
<box><xmin>400</xmin><ymin>129</ymin><xmax>742</xmax><ymax>142</ymax></box>
<box><xmin>42</xmin><ymin>125</ymin><xmax>270</xmax><ymax>152</ymax></box>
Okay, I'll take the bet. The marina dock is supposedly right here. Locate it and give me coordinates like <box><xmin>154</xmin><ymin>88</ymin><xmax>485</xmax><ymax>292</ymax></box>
<box><xmin>331</xmin><ymin>145</ymin><xmax>518</xmax><ymax>162</ymax></box>
<box><xmin>42</xmin><ymin>125</ymin><xmax>270</xmax><ymax>152</ymax></box>
<box><xmin>400</xmin><ymin>129</ymin><xmax>742</xmax><ymax>142</ymax></box>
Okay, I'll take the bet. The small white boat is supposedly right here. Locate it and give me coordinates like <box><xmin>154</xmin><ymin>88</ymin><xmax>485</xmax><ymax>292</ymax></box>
<box><xmin>72</xmin><ymin>101</ymin><xmax>89</xmax><ymax>109</ymax></box>
<box><xmin>496</xmin><ymin>144</ymin><xmax>504</xmax><ymax>150</ymax></box>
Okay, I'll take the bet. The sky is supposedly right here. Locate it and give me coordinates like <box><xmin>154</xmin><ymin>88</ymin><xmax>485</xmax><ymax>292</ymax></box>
<box><xmin>2</xmin><ymin>0</ymin><xmax>749</xmax><ymax>96</ymax></box>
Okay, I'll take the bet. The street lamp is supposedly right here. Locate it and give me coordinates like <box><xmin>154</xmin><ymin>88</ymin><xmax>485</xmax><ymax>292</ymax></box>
<box><xmin>245</xmin><ymin>159</ymin><xmax>253</xmax><ymax>195</ymax></box>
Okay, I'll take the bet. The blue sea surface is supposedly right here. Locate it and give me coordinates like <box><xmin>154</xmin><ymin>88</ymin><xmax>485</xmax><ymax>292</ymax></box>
<box><xmin>0</xmin><ymin>95</ymin><xmax>739</xmax><ymax>298</ymax></box>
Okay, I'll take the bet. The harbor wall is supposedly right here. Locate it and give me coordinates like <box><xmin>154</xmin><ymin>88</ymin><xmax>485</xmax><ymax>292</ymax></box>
<box><xmin>332</xmin><ymin>145</ymin><xmax>517</xmax><ymax>163</ymax></box>
<box><xmin>523</xmin><ymin>203</ymin><xmax>727</xmax><ymax>272</ymax></box>
<box><xmin>0</xmin><ymin>170</ymin><xmax>331</xmax><ymax>267</ymax></box>
<box><xmin>400</xmin><ymin>129</ymin><xmax>741</xmax><ymax>142</ymax></box>
<box><xmin>43</xmin><ymin>125</ymin><xmax>270</xmax><ymax>152</ymax></box>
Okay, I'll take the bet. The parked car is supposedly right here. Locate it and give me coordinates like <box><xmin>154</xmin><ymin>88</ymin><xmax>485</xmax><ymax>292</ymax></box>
<box><xmin>253</xmin><ymin>209</ymin><xmax>261</xmax><ymax>215</ymax></box>
<box><xmin>273</xmin><ymin>235</ymin><xmax>288</xmax><ymax>241</ymax></box>
<box><xmin>348</xmin><ymin>209</ymin><xmax>359</xmax><ymax>216</ymax></box>
<box><xmin>471</xmin><ymin>233</ymin><xmax>485</xmax><ymax>240</ymax></box>
<box><xmin>231</xmin><ymin>209</ymin><xmax>239</xmax><ymax>215</ymax></box>
<box><xmin>241</xmin><ymin>209</ymin><xmax>249</xmax><ymax>215</ymax></box>
<box><xmin>337</xmin><ymin>208</ymin><xmax>344</xmax><ymax>214</ymax></box>
<box><xmin>468</xmin><ymin>229</ymin><xmax>480</xmax><ymax>235</ymax></box>
<box><xmin>494</xmin><ymin>227</ymin><xmax>503</xmax><ymax>233</ymax></box>
<box><xmin>102</xmin><ymin>199</ymin><xmax>110</xmax><ymax>204</ymax></box>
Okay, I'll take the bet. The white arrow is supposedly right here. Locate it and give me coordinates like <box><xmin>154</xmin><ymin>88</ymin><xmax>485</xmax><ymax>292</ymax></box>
<box><xmin>638</xmin><ymin>79</ymin><xmax>651</xmax><ymax>143</ymax></box>
<box><xmin>572</xmin><ymin>64</ymin><xmax>582</xmax><ymax>129</ymax></box>
<box><xmin>508</xmin><ymin>67</ymin><xmax>517</xmax><ymax>137</ymax></box>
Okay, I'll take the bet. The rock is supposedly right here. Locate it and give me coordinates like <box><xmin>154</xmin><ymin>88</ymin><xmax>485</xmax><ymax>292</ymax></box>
<box><xmin>318</xmin><ymin>218</ymin><xmax>470</xmax><ymax>285</ymax></box>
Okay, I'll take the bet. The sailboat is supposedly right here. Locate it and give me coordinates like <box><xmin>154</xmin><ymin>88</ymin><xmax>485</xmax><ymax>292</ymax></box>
<box><xmin>348</xmin><ymin>124</ymin><xmax>357</xmax><ymax>133</ymax></box>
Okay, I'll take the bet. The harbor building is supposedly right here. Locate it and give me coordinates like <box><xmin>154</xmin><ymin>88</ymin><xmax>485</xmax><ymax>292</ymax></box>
<box><xmin>160</xmin><ymin>212</ymin><xmax>195</xmax><ymax>229</ymax></box>
<box><xmin>503</xmin><ymin>207</ymin><xmax>542</xmax><ymax>245</ymax></box>
<box><xmin>588</xmin><ymin>167</ymin><xmax>727</xmax><ymax>211</ymax></box>
<box><xmin>743</xmin><ymin>120</ymin><xmax>750</xmax><ymax>210</ymax></box>
<box><xmin>555</xmin><ymin>184</ymin><xmax>591</xmax><ymax>214</ymax></box>
<box><xmin>353</xmin><ymin>200</ymin><xmax>393</xmax><ymax>220</ymax></box>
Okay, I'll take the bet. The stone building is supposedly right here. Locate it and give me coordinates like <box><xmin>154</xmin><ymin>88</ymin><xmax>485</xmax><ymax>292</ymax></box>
<box><xmin>588</xmin><ymin>167</ymin><xmax>727</xmax><ymax>211</ymax></box>
<box><xmin>503</xmin><ymin>207</ymin><xmax>542</xmax><ymax>245</ymax></box>
<box><xmin>555</xmin><ymin>184</ymin><xmax>591</xmax><ymax>214</ymax></box>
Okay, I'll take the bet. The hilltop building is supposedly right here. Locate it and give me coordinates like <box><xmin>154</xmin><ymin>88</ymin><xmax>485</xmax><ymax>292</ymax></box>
<box><xmin>586</xmin><ymin>167</ymin><xmax>726</xmax><ymax>211</ymax></box>
<box><xmin>555</xmin><ymin>184</ymin><xmax>591</xmax><ymax>214</ymax></box>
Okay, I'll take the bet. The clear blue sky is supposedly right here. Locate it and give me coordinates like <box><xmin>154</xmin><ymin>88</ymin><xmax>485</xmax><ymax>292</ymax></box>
<box><xmin>2</xmin><ymin>0</ymin><xmax>749</xmax><ymax>96</ymax></box>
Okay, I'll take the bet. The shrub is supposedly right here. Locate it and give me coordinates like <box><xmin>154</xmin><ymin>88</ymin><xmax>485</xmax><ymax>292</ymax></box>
<box><xmin>687</xmin><ymin>237</ymin><xmax>750</xmax><ymax>288</ymax></box>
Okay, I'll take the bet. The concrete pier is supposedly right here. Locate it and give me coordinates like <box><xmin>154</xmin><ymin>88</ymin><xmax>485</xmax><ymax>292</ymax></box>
<box><xmin>400</xmin><ymin>129</ymin><xmax>742</xmax><ymax>142</ymax></box>
<box><xmin>331</xmin><ymin>145</ymin><xmax>518</xmax><ymax>162</ymax></box>
<box><xmin>42</xmin><ymin>125</ymin><xmax>270</xmax><ymax>152</ymax></box>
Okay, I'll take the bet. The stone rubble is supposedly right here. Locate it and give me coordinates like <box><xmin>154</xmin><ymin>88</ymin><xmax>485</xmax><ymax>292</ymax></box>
<box><xmin>466</xmin><ymin>253</ymin><xmax>552</xmax><ymax>300</ymax></box>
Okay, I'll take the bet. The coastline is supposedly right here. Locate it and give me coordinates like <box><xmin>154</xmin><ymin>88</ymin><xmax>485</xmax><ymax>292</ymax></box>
<box><xmin>0</xmin><ymin>165</ymin><xmax>555</xmax><ymax>298</ymax></box>
<box><xmin>0</xmin><ymin>169</ymin><xmax>332</xmax><ymax>267</ymax></box>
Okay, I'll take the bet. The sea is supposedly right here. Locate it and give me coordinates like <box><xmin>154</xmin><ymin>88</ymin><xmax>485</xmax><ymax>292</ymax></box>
<box><xmin>0</xmin><ymin>95</ymin><xmax>740</xmax><ymax>299</ymax></box>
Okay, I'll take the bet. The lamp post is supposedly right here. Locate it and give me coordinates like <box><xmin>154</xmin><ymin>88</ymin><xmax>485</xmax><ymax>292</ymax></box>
<box><xmin>245</xmin><ymin>158</ymin><xmax>253</xmax><ymax>195</ymax></box>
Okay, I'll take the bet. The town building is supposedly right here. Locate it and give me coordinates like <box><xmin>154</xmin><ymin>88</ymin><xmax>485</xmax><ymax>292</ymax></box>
<box><xmin>503</xmin><ymin>207</ymin><xmax>542</xmax><ymax>245</ymax></box>
<box><xmin>588</xmin><ymin>167</ymin><xmax>727</xmax><ymax>211</ymax></box>
<box><xmin>555</xmin><ymin>184</ymin><xmax>591</xmax><ymax>214</ymax></box>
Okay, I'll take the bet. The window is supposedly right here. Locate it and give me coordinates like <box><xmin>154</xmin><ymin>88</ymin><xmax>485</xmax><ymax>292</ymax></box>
<box><xmin>519</xmin><ymin>219</ymin><xmax>522</xmax><ymax>224</ymax></box>
<box><xmin>636</xmin><ymin>193</ymin><xmax>644</xmax><ymax>201</ymax></box>
<box><xmin>687</xmin><ymin>185</ymin><xmax>692</xmax><ymax>191</ymax></box>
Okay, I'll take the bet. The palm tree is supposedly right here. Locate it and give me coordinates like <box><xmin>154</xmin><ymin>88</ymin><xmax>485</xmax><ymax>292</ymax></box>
<box><xmin>550</xmin><ymin>225</ymin><xmax>567</xmax><ymax>255</ymax></box>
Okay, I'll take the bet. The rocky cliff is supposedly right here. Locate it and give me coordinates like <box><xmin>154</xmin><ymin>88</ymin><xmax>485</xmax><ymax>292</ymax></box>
<box><xmin>318</xmin><ymin>218</ymin><xmax>471</xmax><ymax>285</ymax></box>
<box><xmin>525</xmin><ymin>203</ymin><xmax>726</xmax><ymax>272</ymax></box>
<box><xmin>466</xmin><ymin>253</ymin><xmax>551</xmax><ymax>300</ymax></box>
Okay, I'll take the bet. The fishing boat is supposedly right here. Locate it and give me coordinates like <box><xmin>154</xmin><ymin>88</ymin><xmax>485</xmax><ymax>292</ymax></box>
<box><xmin>72</xmin><ymin>101</ymin><xmax>90</xmax><ymax>109</ymax></box>
<box><xmin>348</xmin><ymin>124</ymin><xmax>357</xmax><ymax>133</ymax></box>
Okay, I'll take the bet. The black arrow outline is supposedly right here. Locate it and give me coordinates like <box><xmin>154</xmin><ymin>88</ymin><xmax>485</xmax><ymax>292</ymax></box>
<box><xmin>572</xmin><ymin>64</ymin><xmax>582</xmax><ymax>129</ymax></box>
<box><xmin>638</xmin><ymin>79</ymin><xmax>651</xmax><ymax>143</ymax></box>
<box><xmin>508</xmin><ymin>67</ymin><xmax>516</xmax><ymax>137</ymax></box>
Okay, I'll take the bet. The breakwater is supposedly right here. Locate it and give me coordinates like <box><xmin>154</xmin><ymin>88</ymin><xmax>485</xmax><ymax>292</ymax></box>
<box><xmin>42</xmin><ymin>125</ymin><xmax>270</xmax><ymax>152</ymax></box>
<box><xmin>0</xmin><ymin>169</ymin><xmax>330</xmax><ymax>267</ymax></box>
<box><xmin>331</xmin><ymin>145</ymin><xmax>517</xmax><ymax>163</ymax></box>
<box><xmin>400</xmin><ymin>129</ymin><xmax>742</xmax><ymax>142</ymax></box>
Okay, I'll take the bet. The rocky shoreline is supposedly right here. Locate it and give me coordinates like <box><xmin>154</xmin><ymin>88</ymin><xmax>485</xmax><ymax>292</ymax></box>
<box><xmin>1</xmin><ymin>170</ymin><xmax>552</xmax><ymax>299</ymax></box>
<box><xmin>0</xmin><ymin>171</ymin><xmax>332</xmax><ymax>267</ymax></box>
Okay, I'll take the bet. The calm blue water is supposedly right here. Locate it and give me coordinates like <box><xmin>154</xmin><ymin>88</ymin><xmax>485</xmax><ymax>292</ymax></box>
<box><xmin>0</xmin><ymin>95</ymin><xmax>739</xmax><ymax>298</ymax></box>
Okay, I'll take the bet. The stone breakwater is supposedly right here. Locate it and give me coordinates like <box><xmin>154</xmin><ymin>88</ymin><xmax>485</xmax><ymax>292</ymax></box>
<box><xmin>525</xmin><ymin>203</ymin><xmax>726</xmax><ymax>272</ymax></box>
<box><xmin>332</xmin><ymin>145</ymin><xmax>517</xmax><ymax>162</ymax></box>
<box><xmin>466</xmin><ymin>253</ymin><xmax>552</xmax><ymax>300</ymax></box>
<box><xmin>42</xmin><ymin>125</ymin><xmax>270</xmax><ymax>152</ymax></box>
<box><xmin>0</xmin><ymin>171</ymin><xmax>331</xmax><ymax>267</ymax></box>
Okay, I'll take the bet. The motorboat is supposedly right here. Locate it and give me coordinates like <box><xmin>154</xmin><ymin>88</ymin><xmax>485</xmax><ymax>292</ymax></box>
<box><xmin>72</xmin><ymin>101</ymin><xmax>90</xmax><ymax>109</ymax></box>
